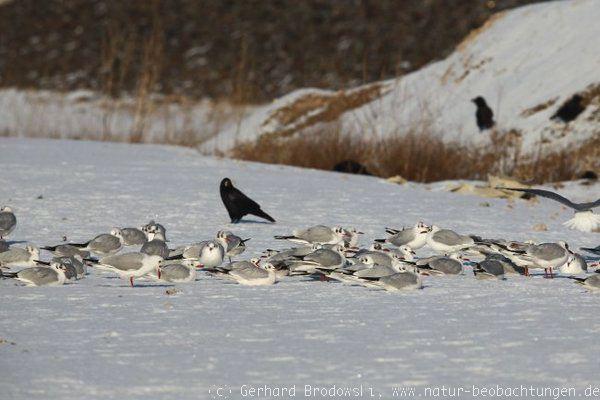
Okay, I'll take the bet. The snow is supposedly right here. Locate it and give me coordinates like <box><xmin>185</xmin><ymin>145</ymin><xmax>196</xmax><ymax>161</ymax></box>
<box><xmin>1</xmin><ymin>137</ymin><xmax>599</xmax><ymax>399</ymax></box>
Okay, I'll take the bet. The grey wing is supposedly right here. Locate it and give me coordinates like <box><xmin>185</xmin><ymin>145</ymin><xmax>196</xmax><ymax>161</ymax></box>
<box><xmin>389</xmin><ymin>230</ymin><xmax>415</xmax><ymax>246</ymax></box>
<box><xmin>229</xmin><ymin>265</ymin><xmax>268</xmax><ymax>280</ymax></box>
<box><xmin>379</xmin><ymin>272</ymin><xmax>419</xmax><ymax>289</ymax></box>
<box><xmin>183</xmin><ymin>241</ymin><xmax>210</xmax><ymax>259</ymax></box>
<box><xmin>0</xmin><ymin>212</ymin><xmax>16</xmax><ymax>231</ymax></box>
<box><xmin>297</xmin><ymin>226</ymin><xmax>333</xmax><ymax>242</ymax></box>
<box><xmin>90</xmin><ymin>234</ymin><xmax>120</xmax><ymax>248</ymax></box>
<box><xmin>141</xmin><ymin>240</ymin><xmax>169</xmax><ymax>258</ymax></box>
<box><xmin>430</xmin><ymin>258</ymin><xmax>462</xmax><ymax>274</ymax></box>
<box><xmin>528</xmin><ymin>243</ymin><xmax>566</xmax><ymax>261</ymax></box>
<box><xmin>0</xmin><ymin>249</ymin><xmax>28</xmax><ymax>264</ymax></box>
<box><xmin>502</xmin><ymin>188</ymin><xmax>583</xmax><ymax>210</ymax></box>
<box><xmin>432</xmin><ymin>230</ymin><xmax>465</xmax><ymax>246</ymax></box>
<box><xmin>100</xmin><ymin>253</ymin><xmax>143</xmax><ymax>270</ymax></box>
<box><xmin>354</xmin><ymin>265</ymin><xmax>396</xmax><ymax>279</ymax></box>
<box><xmin>122</xmin><ymin>228</ymin><xmax>147</xmax><ymax>245</ymax></box>
<box><xmin>304</xmin><ymin>249</ymin><xmax>341</xmax><ymax>268</ymax></box>
<box><xmin>480</xmin><ymin>259</ymin><xmax>504</xmax><ymax>276</ymax></box>
<box><xmin>18</xmin><ymin>267</ymin><xmax>57</xmax><ymax>285</ymax></box>
<box><xmin>162</xmin><ymin>264</ymin><xmax>191</xmax><ymax>280</ymax></box>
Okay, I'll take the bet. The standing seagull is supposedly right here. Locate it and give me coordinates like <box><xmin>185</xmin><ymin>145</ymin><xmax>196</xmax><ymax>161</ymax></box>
<box><xmin>93</xmin><ymin>253</ymin><xmax>162</xmax><ymax>287</ymax></box>
<box><xmin>0</xmin><ymin>206</ymin><xmax>17</xmax><ymax>239</ymax></box>
<box><xmin>471</xmin><ymin>96</ymin><xmax>495</xmax><ymax>132</ymax></box>
<box><xmin>500</xmin><ymin>187</ymin><xmax>600</xmax><ymax>232</ymax></box>
<box><xmin>219</xmin><ymin>178</ymin><xmax>275</xmax><ymax>223</ymax></box>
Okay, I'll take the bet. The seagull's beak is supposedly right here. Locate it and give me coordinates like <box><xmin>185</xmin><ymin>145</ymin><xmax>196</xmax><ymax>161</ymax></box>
<box><xmin>157</xmin><ymin>268</ymin><xmax>162</xmax><ymax>279</ymax></box>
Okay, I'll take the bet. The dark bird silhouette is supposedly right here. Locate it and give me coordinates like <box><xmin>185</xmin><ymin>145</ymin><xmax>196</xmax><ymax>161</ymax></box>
<box><xmin>332</xmin><ymin>160</ymin><xmax>371</xmax><ymax>176</ymax></box>
<box><xmin>219</xmin><ymin>178</ymin><xmax>275</xmax><ymax>224</ymax></box>
<box><xmin>471</xmin><ymin>96</ymin><xmax>495</xmax><ymax>132</ymax></box>
<box><xmin>551</xmin><ymin>94</ymin><xmax>586</xmax><ymax>123</ymax></box>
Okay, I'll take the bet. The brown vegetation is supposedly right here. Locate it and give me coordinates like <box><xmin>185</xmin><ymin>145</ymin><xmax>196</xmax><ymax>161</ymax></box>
<box><xmin>231</xmin><ymin>125</ymin><xmax>599</xmax><ymax>183</ymax></box>
<box><xmin>260</xmin><ymin>83</ymin><xmax>387</xmax><ymax>140</ymax></box>
<box><xmin>0</xmin><ymin>0</ymin><xmax>544</xmax><ymax>103</ymax></box>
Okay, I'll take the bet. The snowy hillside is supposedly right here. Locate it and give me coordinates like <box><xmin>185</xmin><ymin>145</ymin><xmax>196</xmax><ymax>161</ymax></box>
<box><xmin>1</xmin><ymin>137</ymin><xmax>600</xmax><ymax>399</ymax></box>
<box><xmin>205</xmin><ymin>0</ymin><xmax>600</xmax><ymax>154</ymax></box>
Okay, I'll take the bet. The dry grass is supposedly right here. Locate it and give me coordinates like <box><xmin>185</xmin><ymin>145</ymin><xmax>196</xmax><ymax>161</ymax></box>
<box><xmin>231</xmin><ymin>124</ymin><xmax>599</xmax><ymax>183</ymax></box>
<box><xmin>260</xmin><ymin>83</ymin><xmax>387</xmax><ymax>140</ymax></box>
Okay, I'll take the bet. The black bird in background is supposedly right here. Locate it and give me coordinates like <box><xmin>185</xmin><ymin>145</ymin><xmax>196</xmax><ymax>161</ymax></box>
<box><xmin>471</xmin><ymin>96</ymin><xmax>495</xmax><ymax>132</ymax></box>
<box><xmin>551</xmin><ymin>94</ymin><xmax>586</xmax><ymax>123</ymax></box>
<box><xmin>219</xmin><ymin>178</ymin><xmax>275</xmax><ymax>224</ymax></box>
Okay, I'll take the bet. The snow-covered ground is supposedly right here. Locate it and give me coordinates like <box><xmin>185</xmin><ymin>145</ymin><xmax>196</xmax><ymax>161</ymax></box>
<box><xmin>1</xmin><ymin>137</ymin><xmax>599</xmax><ymax>399</ymax></box>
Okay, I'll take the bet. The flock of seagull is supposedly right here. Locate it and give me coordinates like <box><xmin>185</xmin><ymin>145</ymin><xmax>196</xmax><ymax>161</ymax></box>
<box><xmin>1</xmin><ymin>205</ymin><xmax>600</xmax><ymax>292</ymax></box>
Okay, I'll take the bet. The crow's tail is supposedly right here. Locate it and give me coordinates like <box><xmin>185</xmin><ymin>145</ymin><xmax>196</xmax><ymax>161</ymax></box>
<box><xmin>251</xmin><ymin>208</ymin><xmax>275</xmax><ymax>223</ymax></box>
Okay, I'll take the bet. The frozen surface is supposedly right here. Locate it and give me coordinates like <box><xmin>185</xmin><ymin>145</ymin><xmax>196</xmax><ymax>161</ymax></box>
<box><xmin>1</xmin><ymin>137</ymin><xmax>600</xmax><ymax>399</ymax></box>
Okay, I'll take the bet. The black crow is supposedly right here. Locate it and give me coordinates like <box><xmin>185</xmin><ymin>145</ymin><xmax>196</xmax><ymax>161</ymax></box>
<box><xmin>219</xmin><ymin>178</ymin><xmax>275</xmax><ymax>224</ymax></box>
<box><xmin>471</xmin><ymin>96</ymin><xmax>495</xmax><ymax>132</ymax></box>
<box><xmin>551</xmin><ymin>94</ymin><xmax>586</xmax><ymax>123</ymax></box>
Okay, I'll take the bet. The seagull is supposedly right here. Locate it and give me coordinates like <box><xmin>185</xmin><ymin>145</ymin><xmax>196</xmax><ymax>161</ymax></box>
<box><xmin>275</xmin><ymin>225</ymin><xmax>346</xmax><ymax>245</ymax></box>
<box><xmin>36</xmin><ymin>256</ymin><xmax>87</xmax><ymax>280</ymax></box>
<box><xmin>140</xmin><ymin>227</ymin><xmax>170</xmax><ymax>259</ymax></box>
<box><xmin>372</xmin><ymin>268</ymin><xmax>423</xmax><ymax>292</ymax></box>
<box><xmin>167</xmin><ymin>240</ymin><xmax>225</xmax><ymax>269</ymax></box>
<box><xmin>156</xmin><ymin>260</ymin><xmax>198</xmax><ymax>283</ymax></box>
<box><xmin>70</xmin><ymin>228</ymin><xmax>124</xmax><ymax>256</ymax></box>
<box><xmin>0</xmin><ymin>206</ymin><xmax>17</xmax><ymax>239</ymax></box>
<box><xmin>141</xmin><ymin>220</ymin><xmax>168</xmax><ymax>242</ymax></box>
<box><xmin>580</xmin><ymin>245</ymin><xmax>600</xmax><ymax>256</ymax></box>
<box><xmin>342</xmin><ymin>227</ymin><xmax>363</xmax><ymax>247</ymax></box>
<box><xmin>560</xmin><ymin>252</ymin><xmax>588</xmax><ymax>274</ymax></box>
<box><xmin>227</xmin><ymin>262</ymin><xmax>277</xmax><ymax>286</ymax></box>
<box><xmin>216</xmin><ymin>230</ymin><xmax>250</xmax><ymax>262</ymax></box>
<box><xmin>41</xmin><ymin>243</ymin><xmax>90</xmax><ymax>259</ymax></box>
<box><xmin>375</xmin><ymin>222</ymin><xmax>430</xmax><ymax>249</ymax></box>
<box><xmin>1</xmin><ymin>262</ymin><xmax>68</xmax><ymax>286</ymax></box>
<box><xmin>0</xmin><ymin>245</ymin><xmax>39</xmax><ymax>269</ymax></box>
<box><xmin>211</xmin><ymin>260</ymin><xmax>277</xmax><ymax>286</ymax></box>
<box><xmin>261</xmin><ymin>244</ymin><xmax>321</xmax><ymax>263</ymax></box>
<box><xmin>288</xmin><ymin>244</ymin><xmax>346</xmax><ymax>276</ymax></box>
<box><xmin>93</xmin><ymin>253</ymin><xmax>163</xmax><ymax>287</ymax></box>
<box><xmin>568</xmin><ymin>273</ymin><xmax>600</xmax><ymax>291</ymax></box>
<box><xmin>416</xmin><ymin>254</ymin><xmax>464</xmax><ymax>276</ymax></box>
<box><xmin>120</xmin><ymin>227</ymin><xmax>148</xmax><ymax>246</ymax></box>
<box><xmin>220</xmin><ymin>178</ymin><xmax>275</xmax><ymax>223</ymax></box>
<box><xmin>473</xmin><ymin>258</ymin><xmax>506</xmax><ymax>280</ymax></box>
<box><xmin>426</xmin><ymin>226</ymin><xmax>475</xmax><ymax>253</ymax></box>
<box><xmin>499</xmin><ymin>187</ymin><xmax>600</xmax><ymax>232</ymax></box>
<box><xmin>505</xmin><ymin>241</ymin><xmax>570</xmax><ymax>278</ymax></box>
